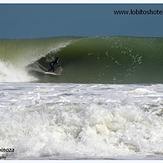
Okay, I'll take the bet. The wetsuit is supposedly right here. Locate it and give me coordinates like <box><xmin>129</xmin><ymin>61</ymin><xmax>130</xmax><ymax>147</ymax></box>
<box><xmin>48</xmin><ymin>57</ymin><xmax>60</xmax><ymax>72</ymax></box>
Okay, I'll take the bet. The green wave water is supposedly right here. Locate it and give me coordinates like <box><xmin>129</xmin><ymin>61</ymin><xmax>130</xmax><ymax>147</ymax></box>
<box><xmin>0</xmin><ymin>36</ymin><xmax>163</xmax><ymax>83</ymax></box>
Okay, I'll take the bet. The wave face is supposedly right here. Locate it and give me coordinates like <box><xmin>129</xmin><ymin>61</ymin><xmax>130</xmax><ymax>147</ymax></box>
<box><xmin>0</xmin><ymin>36</ymin><xmax>163</xmax><ymax>83</ymax></box>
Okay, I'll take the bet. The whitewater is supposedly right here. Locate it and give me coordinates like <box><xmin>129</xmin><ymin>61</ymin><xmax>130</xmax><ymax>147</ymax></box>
<box><xmin>1</xmin><ymin>36</ymin><xmax>163</xmax><ymax>159</ymax></box>
<box><xmin>1</xmin><ymin>83</ymin><xmax>163</xmax><ymax>159</ymax></box>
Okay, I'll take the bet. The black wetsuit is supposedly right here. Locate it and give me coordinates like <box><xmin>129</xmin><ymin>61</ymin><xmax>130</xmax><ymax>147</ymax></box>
<box><xmin>48</xmin><ymin>57</ymin><xmax>60</xmax><ymax>72</ymax></box>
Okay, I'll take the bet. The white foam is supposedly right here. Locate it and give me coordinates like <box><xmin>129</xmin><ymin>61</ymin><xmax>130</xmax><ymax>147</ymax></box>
<box><xmin>0</xmin><ymin>83</ymin><xmax>163</xmax><ymax>159</ymax></box>
<box><xmin>0</xmin><ymin>61</ymin><xmax>36</xmax><ymax>82</ymax></box>
<box><xmin>130</xmin><ymin>88</ymin><xmax>156</xmax><ymax>94</ymax></box>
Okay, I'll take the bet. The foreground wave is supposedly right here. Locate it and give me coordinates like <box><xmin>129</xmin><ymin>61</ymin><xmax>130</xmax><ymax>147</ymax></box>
<box><xmin>1</xmin><ymin>83</ymin><xmax>163</xmax><ymax>159</ymax></box>
<box><xmin>0</xmin><ymin>36</ymin><xmax>163</xmax><ymax>83</ymax></box>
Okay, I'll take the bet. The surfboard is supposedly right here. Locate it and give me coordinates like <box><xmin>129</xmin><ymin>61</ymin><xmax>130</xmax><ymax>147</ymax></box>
<box><xmin>43</xmin><ymin>72</ymin><xmax>61</xmax><ymax>76</ymax></box>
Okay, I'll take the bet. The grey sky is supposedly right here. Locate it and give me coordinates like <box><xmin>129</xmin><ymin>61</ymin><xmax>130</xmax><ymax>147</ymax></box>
<box><xmin>0</xmin><ymin>4</ymin><xmax>163</xmax><ymax>38</ymax></box>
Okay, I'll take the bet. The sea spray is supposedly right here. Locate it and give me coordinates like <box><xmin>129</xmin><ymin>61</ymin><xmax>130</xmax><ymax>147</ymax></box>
<box><xmin>0</xmin><ymin>60</ymin><xmax>36</xmax><ymax>82</ymax></box>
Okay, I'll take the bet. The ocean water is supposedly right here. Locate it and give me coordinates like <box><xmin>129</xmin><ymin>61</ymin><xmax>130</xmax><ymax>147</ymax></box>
<box><xmin>0</xmin><ymin>36</ymin><xmax>163</xmax><ymax>159</ymax></box>
<box><xmin>1</xmin><ymin>83</ymin><xmax>163</xmax><ymax>159</ymax></box>
<box><xmin>0</xmin><ymin>36</ymin><xmax>163</xmax><ymax>83</ymax></box>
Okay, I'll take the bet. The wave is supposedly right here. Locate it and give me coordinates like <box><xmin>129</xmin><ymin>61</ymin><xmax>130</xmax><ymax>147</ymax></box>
<box><xmin>0</xmin><ymin>37</ymin><xmax>76</xmax><ymax>82</ymax></box>
<box><xmin>0</xmin><ymin>61</ymin><xmax>36</xmax><ymax>82</ymax></box>
<box><xmin>1</xmin><ymin>83</ymin><xmax>163</xmax><ymax>159</ymax></box>
<box><xmin>0</xmin><ymin>36</ymin><xmax>163</xmax><ymax>83</ymax></box>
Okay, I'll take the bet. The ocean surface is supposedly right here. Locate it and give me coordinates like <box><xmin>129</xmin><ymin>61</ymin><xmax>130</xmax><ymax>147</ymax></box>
<box><xmin>0</xmin><ymin>36</ymin><xmax>163</xmax><ymax>159</ymax></box>
<box><xmin>1</xmin><ymin>83</ymin><xmax>163</xmax><ymax>159</ymax></box>
<box><xmin>0</xmin><ymin>36</ymin><xmax>163</xmax><ymax>83</ymax></box>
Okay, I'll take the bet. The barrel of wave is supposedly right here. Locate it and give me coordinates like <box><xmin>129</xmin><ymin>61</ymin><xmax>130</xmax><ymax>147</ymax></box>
<box><xmin>0</xmin><ymin>37</ymin><xmax>77</xmax><ymax>82</ymax></box>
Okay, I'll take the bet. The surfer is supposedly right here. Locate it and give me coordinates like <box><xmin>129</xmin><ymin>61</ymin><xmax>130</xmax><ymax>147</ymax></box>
<box><xmin>48</xmin><ymin>57</ymin><xmax>60</xmax><ymax>72</ymax></box>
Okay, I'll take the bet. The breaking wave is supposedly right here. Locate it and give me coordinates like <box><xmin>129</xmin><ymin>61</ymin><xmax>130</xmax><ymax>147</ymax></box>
<box><xmin>0</xmin><ymin>36</ymin><xmax>163</xmax><ymax>83</ymax></box>
<box><xmin>0</xmin><ymin>37</ymin><xmax>74</xmax><ymax>82</ymax></box>
<box><xmin>0</xmin><ymin>61</ymin><xmax>36</xmax><ymax>82</ymax></box>
<box><xmin>1</xmin><ymin>83</ymin><xmax>163</xmax><ymax>159</ymax></box>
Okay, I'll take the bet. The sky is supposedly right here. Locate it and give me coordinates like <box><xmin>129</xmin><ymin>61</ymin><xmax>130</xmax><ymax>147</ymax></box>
<box><xmin>0</xmin><ymin>4</ymin><xmax>163</xmax><ymax>38</ymax></box>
